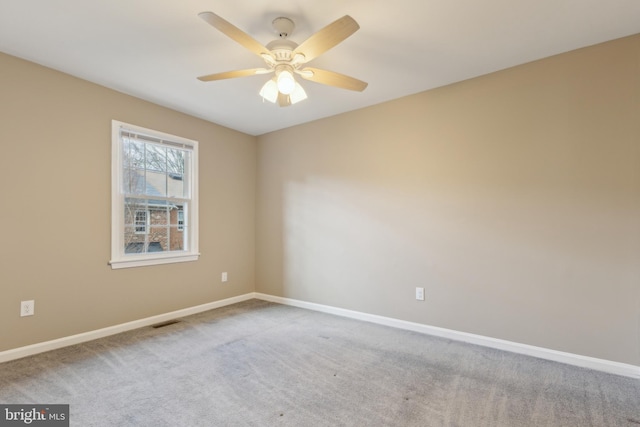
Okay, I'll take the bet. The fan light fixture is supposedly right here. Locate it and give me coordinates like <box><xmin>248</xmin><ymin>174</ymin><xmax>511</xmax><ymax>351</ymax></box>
<box><xmin>197</xmin><ymin>12</ymin><xmax>368</xmax><ymax>107</ymax></box>
<box><xmin>259</xmin><ymin>78</ymin><xmax>307</xmax><ymax>105</ymax></box>
<box><xmin>260</xmin><ymin>64</ymin><xmax>307</xmax><ymax>105</ymax></box>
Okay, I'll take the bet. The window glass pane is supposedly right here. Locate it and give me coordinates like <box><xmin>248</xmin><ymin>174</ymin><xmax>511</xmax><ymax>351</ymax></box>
<box><xmin>166</xmin><ymin>147</ymin><xmax>184</xmax><ymax>174</ymax></box>
<box><xmin>176</xmin><ymin>209</ymin><xmax>184</xmax><ymax>231</ymax></box>
<box><xmin>124</xmin><ymin>198</ymin><xmax>147</xmax><ymax>225</ymax></box>
<box><xmin>149</xmin><ymin>206</ymin><xmax>169</xmax><ymax>225</ymax></box>
<box><xmin>125</xmin><ymin>242</ymin><xmax>145</xmax><ymax>254</ymax></box>
<box><xmin>124</xmin><ymin>226</ymin><xmax>147</xmax><ymax>253</ymax></box>
<box><xmin>182</xmin><ymin>150</ymin><xmax>191</xmax><ymax>197</ymax></box>
<box><xmin>168</xmin><ymin>170</ymin><xmax>185</xmax><ymax>198</ymax></box>
<box><xmin>122</xmin><ymin>139</ymin><xmax>146</xmax><ymax>194</ymax></box>
<box><xmin>169</xmin><ymin>225</ymin><xmax>185</xmax><ymax>251</ymax></box>
<box><xmin>145</xmin><ymin>170</ymin><xmax>167</xmax><ymax>197</ymax></box>
<box><xmin>167</xmin><ymin>149</ymin><xmax>188</xmax><ymax>198</ymax></box>
<box><xmin>134</xmin><ymin>210</ymin><xmax>148</xmax><ymax>233</ymax></box>
<box><xmin>123</xmin><ymin>139</ymin><xmax>145</xmax><ymax>169</ymax></box>
<box><xmin>123</xmin><ymin>167</ymin><xmax>144</xmax><ymax>194</ymax></box>
<box><xmin>147</xmin><ymin>226</ymin><xmax>169</xmax><ymax>252</ymax></box>
<box><xmin>147</xmin><ymin>242</ymin><xmax>164</xmax><ymax>252</ymax></box>
<box><xmin>145</xmin><ymin>144</ymin><xmax>167</xmax><ymax>172</ymax></box>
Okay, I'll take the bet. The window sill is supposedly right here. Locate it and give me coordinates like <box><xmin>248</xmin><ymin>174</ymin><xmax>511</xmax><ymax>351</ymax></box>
<box><xmin>109</xmin><ymin>253</ymin><xmax>200</xmax><ymax>269</ymax></box>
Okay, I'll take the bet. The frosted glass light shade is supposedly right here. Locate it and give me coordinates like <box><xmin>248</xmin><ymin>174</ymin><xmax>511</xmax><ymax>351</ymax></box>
<box><xmin>289</xmin><ymin>82</ymin><xmax>308</xmax><ymax>104</ymax></box>
<box><xmin>259</xmin><ymin>79</ymin><xmax>278</xmax><ymax>103</ymax></box>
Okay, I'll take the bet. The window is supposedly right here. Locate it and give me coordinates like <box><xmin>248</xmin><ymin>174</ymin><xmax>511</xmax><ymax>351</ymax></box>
<box><xmin>134</xmin><ymin>210</ymin><xmax>148</xmax><ymax>234</ymax></box>
<box><xmin>111</xmin><ymin>120</ymin><xmax>199</xmax><ymax>269</ymax></box>
<box><xmin>177</xmin><ymin>209</ymin><xmax>184</xmax><ymax>231</ymax></box>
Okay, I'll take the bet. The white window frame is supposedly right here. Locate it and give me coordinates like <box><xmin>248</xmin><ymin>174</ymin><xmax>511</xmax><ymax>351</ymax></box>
<box><xmin>110</xmin><ymin>120</ymin><xmax>199</xmax><ymax>269</ymax></box>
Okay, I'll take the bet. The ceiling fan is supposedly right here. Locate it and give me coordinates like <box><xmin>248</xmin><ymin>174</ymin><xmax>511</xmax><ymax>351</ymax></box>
<box><xmin>197</xmin><ymin>12</ymin><xmax>368</xmax><ymax>107</ymax></box>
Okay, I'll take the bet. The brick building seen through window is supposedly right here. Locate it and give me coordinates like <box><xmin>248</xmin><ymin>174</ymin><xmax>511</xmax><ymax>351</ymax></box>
<box><xmin>123</xmin><ymin>168</ymin><xmax>186</xmax><ymax>254</ymax></box>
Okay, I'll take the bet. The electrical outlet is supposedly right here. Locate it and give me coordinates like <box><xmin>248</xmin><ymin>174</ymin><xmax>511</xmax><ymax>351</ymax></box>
<box><xmin>415</xmin><ymin>287</ymin><xmax>425</xmax><ymax>301</ymax></box>
<box><xmin>20</xmin><ymin>300</ymin><xmax>35</xmax><ymax>317</ymax></box>
<box><xmin>221</xmin><ymin>272</ymin><xmax>228</xmax><ymax>283</ymax></box>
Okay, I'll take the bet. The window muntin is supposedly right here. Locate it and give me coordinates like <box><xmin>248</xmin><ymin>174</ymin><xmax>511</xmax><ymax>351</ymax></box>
<box><xmin>111</xmin><ymin>121</ymin><xmax>199</xmax><ymax>269</ymax></box>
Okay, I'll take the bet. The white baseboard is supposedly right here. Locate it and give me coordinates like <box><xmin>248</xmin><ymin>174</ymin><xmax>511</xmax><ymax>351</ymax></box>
<box><xmin>254</xmin><ymin>293</ymin><xmax>640</xmax><ymax>379</ymax></box>
<box><xmin>3</xmin><ymin>292</ymin><xmax>638</xmax><ymax>379</ymax></box>
<box><xmin>0</xmin><ymin>293</ymin><xmax>255</xmax><ymax>364</ymax></box>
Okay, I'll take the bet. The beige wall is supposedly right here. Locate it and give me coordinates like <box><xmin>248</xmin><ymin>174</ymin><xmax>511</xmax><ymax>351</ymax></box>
<box><xmin>2</xmin><ymin>34</ymin><xmax>639</xmax><ymax>367</ymax></box>
<box><xmin>256</xmin><ymin>35</ymin><xmax>640</xmax><ymax>365</ymax></box>
<box><xmin>0</xmin><ymin>52</ymin><xmax>256</xmax><ymax>351</ymax></box>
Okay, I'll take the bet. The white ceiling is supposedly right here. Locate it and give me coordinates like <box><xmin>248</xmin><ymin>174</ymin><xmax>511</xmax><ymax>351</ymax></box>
<box><xmin>1</xmin><ymin>1</ymin><xmax>639</xmax><ymax>136</ymax></box>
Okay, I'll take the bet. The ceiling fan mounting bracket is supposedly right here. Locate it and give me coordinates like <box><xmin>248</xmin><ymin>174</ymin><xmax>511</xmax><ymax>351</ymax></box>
<box><xmin>272</xmin><ymin>17</ymin><xmax>295</xmax><ymax>39</ymax></box>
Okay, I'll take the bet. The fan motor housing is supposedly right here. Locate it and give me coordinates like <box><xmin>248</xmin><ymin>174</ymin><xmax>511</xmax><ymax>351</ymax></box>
<box><xmin>266</xmin><ymin>39</ymin><xmax>298</xmax><ymax>61</ymax></box>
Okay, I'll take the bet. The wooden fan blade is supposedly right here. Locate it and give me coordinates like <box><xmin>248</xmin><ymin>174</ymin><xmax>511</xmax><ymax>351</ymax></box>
<box><xmin>197</xmin><ymin>68</ymin><xmax>271</xmax><ymax>82</ymax></box>
<box><xmin>293</xmin><ymin>15</ymin><xmax>359</xmax><ymax>63</ymax></box>
<box><xmin>299</xmin><ymin>67</ymin><xmax>368</xmax><ymax>91</ymax></box>
<box><xmin>198</xmin><ymin>12</ymin><xmax>272</xmax><ymax>58</ymax></box>
<box><xmin>277</xmin><ymin>92</ymin><xmax>292</xmax><ymax>107</ymax></box>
